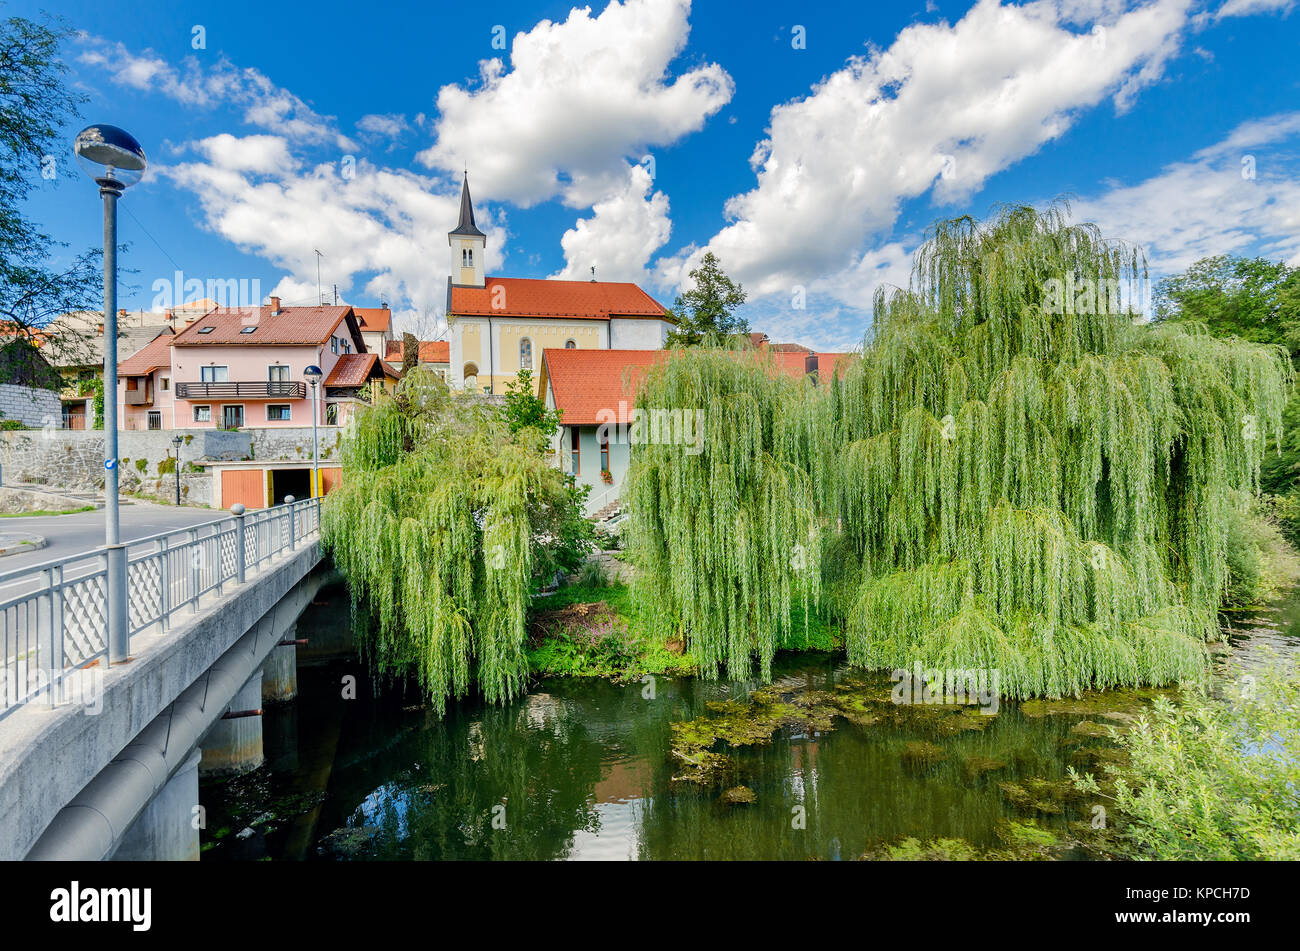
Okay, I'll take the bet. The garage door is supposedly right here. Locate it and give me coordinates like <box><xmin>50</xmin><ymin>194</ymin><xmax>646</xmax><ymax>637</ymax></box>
<box><xmin>221</xmin><ymin>469</ymin><xmax>266</xmax><ymax>509</ymax></box>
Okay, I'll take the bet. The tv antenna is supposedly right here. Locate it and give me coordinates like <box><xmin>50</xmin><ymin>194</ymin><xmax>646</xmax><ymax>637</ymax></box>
<box><xmin>314</xmin><ymin>249</ymin><xmax>325</xmax><ymax>305</ymax></box>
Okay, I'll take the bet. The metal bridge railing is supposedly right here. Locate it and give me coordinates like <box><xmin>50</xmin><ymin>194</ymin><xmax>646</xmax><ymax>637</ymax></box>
<box><xmin>0</xmin><ymin>495</ymin><xmax>322</xmax><ymax>721</ymax></box>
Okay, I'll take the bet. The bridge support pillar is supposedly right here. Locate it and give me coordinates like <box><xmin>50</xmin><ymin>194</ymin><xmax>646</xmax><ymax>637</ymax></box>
<box><xmin>112</xmin><ymin>748</ymin><xmax>201</xmax><ymax>861</ymax></box>
<box><xmin>199</xmin><ymin>672</ymin><xmax>264</xmax><ymax>778</ymax></box>
<box><xmin>262</xmin><ymin>625</ymin><xmax>298</xmax><ymax>703</ymax></box>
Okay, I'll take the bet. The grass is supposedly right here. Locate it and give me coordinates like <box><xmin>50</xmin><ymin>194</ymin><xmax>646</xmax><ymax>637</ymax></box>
<box><xmin>0</xmin><ymin>505</ymin><xmax>95</xmax><ymax>518</ymax></box>
<box><xmin>526</xmin><ymin>579</ymin><xmax>844</xmax><ymax>680</ymax></box>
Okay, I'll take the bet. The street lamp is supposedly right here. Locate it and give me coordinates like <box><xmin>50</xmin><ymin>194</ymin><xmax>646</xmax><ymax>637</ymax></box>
<box><xmin>75</xmin><ymin>123</ymin><xmax>146</xmax><ymax>666</ymax></box>
<box><xmin>303</xmin><ymin>365</ymin><xmax>322</xmax><ymax>498</ymax></box>
<box><xmin>172</xmin><ymin>435</ymin><xmax>183</xmax><ymax>506</ymax></box>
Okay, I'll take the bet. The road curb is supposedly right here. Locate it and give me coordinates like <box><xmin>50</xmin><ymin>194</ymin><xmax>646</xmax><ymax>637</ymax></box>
<box><xmin>0</xmin><ymin>533</ymin><xmax>47</xmax><ymax>558</ymax></box>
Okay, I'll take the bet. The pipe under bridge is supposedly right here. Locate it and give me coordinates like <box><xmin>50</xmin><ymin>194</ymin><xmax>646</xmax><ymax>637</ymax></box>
<box><xmin>0</xmin><ymin>496</ymin><xmax>327</xmax><ymax>861</ymax></box>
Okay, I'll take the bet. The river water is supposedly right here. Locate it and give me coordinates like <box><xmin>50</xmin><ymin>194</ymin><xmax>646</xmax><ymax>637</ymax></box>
<box><xmin>200</xmin><ymin>589</ymin><xmax>1300</xmax><ymax>861</ymax></box>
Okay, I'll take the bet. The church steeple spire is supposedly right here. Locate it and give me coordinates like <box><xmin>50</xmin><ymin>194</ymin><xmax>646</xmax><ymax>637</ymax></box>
<box><xmin>448</xmin><ymin>171</ymin><xmax>486</xmax><ymax>288</ymax></box>
<box><xmin>449</xmin><ymin>171</ymin><xmax>485</xmax><ymax>239</ymax></box>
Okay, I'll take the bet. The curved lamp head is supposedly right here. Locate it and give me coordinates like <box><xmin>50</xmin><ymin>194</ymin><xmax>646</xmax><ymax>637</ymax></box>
<box><xmin>74</xmin><ymin>124</ymin><xmax>146</xmax><ymax>191</ymax></box>
<box><xmin>303</xmin><ymin>365</ymin><xmax>323</xmax><ymax>386</ymax></box>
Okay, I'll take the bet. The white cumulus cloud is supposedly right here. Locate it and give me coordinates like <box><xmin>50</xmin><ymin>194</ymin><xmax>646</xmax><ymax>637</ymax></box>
<box><xmin>696</xmin><ymin>0</ymin><xmax>1195</xmax><ymax>298</ymax></box>
<box><xmin>418</xmin><ymin>0</ymin><xmax>732</xmax><ymax>208</ymax></box>
<box><xmin>551</xmin><ymin>164</ymin><xmax>672</xmax><ymax>282</ymax></box>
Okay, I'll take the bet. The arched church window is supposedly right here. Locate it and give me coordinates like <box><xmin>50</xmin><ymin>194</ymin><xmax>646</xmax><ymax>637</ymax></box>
<box><xmin>520</xmin><ymin>337</ymin><xmax>533</xmax><ymax>370</ymax></box>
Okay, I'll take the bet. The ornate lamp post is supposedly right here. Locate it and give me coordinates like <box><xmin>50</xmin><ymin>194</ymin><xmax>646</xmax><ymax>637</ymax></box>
<box><xmin>74</xmin><ymin>124</ymin><xmax>146</xmax><ymax>665</ymax></box>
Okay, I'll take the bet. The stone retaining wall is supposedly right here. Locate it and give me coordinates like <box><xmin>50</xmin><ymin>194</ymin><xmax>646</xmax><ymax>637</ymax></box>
<box><xmin>0</xmin><ymin>427</ymin><xmax>341</xmax><ymax>492</ymax></box>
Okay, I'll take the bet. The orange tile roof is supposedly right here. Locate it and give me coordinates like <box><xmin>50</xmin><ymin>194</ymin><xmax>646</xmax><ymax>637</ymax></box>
<box><xmin>323</xmin><ymin>353</ymin><xmax>399</xmax><ymax>387</ymax></box>
<box><xmin>117</xmin><ymin>333</ymin><xmax>173</xmax><ymax>375</ymax></box>
<box><xmin>542</xmin><ymin>347</ymin><xmax>850</xmax><ymax>425</ymax></box>
<box><xmin>541</xmin><ymin>349</ymin><xmax>668</xmax><ymax>425</ymax></box>
<box><xmin>384</xmin><ymin>339</ymin><xmax>450</xmax><ymax>364</ymax></box>
<box><xmin>171</xmin><ymin>305</ymin><xmax>358</xmax><ymax>347</ymax></box>
<box><xmin>451</xmin><ymin>277</ymin><xmax>670</xmax><ymax>321</ymax></box>
<box><xmin>354</xmin><ymin>307</ymin><xmax>391</xmax><ymax>332</ymax></box>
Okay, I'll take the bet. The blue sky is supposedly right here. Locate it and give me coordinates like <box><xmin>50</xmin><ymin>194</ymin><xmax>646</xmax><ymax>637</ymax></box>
<box><xmin>19</xmin><ymin>0</ymin><xmax>1300</xmax><ymax>349</ymax></box>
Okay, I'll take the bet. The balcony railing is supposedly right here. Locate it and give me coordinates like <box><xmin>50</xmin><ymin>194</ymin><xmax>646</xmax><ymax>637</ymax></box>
<box><xmin>174</xmin><ymin>381</ymin><xmax>306</xmax><ymax>400</ymax></box>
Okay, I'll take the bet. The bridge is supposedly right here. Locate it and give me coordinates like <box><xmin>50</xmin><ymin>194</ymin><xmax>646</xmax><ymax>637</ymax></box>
<box><xmin>0</xmin><ymin>496</ymin><xmax>328</xmax><ymax>860</ymax></box>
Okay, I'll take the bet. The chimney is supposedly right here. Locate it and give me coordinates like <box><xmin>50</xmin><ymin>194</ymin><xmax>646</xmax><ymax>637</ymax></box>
<box><xmin>270</xmin><ymin>296</ymin><xmax>282</xmax><ymax>316</ymax></box>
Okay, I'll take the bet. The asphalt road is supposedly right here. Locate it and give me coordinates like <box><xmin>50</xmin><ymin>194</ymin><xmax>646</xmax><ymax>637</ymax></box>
<box><xmin>0</xmin><ymin>501</ymin><xmax>232</xmax><ymax>703</ymax></box>
<box><xmin>0</xmin><ymin>503</ymin><xmax>223</xmax><ymax>577</ymax></box>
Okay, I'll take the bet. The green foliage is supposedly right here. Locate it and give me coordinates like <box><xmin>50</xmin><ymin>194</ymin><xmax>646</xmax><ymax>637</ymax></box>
<box><xmin>76</xmin><ymin>377</ymin><xmax>104</xmax><ymax>429</ymax></box>
<box><xmin>665</xmin><ymin>251</ymin><xmax>749</xmax><ymax>347</ymax></box>
<box><xmin>0</xmin><ymin>418</ymin><xmax>22</xmax><ymax>430</ymax></box>
<box><xmin>629</xmin><ymin>204</ymin><xmax>1293</xmax><ymax>696</ymax></box>
<box><xmin>157</xmin><ymin>456</ymin><xmax>176</xmax><ymax>475</ymax></box>
<box><xmin>501</xmin><ymin>368</ymin><xmax>561</xmax><ymax>438</ymax></box>
<box><xmin>322</xmin><ymin>369</ymin><xmax>592</xmax><ymax>714</ymax></box>
<box><xmin>1155</xmin><ymin>255</ymin><xmax>1300</xmax><ymax>499</ymax></box>
<box><xmin>574</xmin><ymin>557</ymin><xmax>607</xmax><ymax>588</ymax></box>
<box><xmin>1071</xmin><ymin>662</ymin><xmax>1300</xmax><ymax>860</ymax></box>
<box><xmin>0</xmin><ymin>14</ymin><xmax>103</xmax><ymax>360</ymax></box>
<box><xmin>1155</xmin><ymin>254</ymin><xmax>1300</xmax><ymax>350</ymax></box>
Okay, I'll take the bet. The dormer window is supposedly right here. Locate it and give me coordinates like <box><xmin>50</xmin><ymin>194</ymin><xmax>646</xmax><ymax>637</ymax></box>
<box><xmin>462</xmin><ymin>248</ymin><xmax>474</xmax><ymax>268</ymax></box>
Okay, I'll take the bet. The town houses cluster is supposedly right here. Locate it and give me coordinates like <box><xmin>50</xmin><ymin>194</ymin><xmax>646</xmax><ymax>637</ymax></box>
<box><xmin>13</xmin><ymin>174</ymin><xmax>845</xmax><ymax>513</ymax></box>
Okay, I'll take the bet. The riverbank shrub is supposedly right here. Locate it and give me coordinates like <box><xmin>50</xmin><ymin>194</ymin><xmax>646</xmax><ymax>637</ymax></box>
<box><xmin>1222</xmin><ymin>498</ymin><xmax>1300</xmax><ymax>608</ymax></box>
<box><xmin>1071</xmin><ymin>661</ymin><xmax>1300</xmax><ymax>859</ymax></box>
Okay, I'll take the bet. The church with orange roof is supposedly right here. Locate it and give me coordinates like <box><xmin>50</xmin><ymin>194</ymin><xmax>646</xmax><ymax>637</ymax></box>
<box><xmin>444</xmin><ymin>174</ymin><xmax>677</xmax><ymax>393</ymax></box>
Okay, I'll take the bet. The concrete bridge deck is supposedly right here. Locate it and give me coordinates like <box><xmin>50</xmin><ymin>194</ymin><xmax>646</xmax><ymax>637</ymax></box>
<box><xmin>0</xmin><ymin>502</ymin><xmax>326</xmax><ymax>860</ymax></box>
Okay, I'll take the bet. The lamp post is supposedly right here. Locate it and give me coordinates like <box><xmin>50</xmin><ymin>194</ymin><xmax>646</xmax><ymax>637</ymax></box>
<box><xmin>172</xmin><ymin>435</ymin><xmax>183</xmax><ymax>506</ymax></box>
<box><xmin>75</xmin><ymin>124</ymin><xmax>146</xmax><ymax>665</ymax></box>
<box><xmin>303</xmin><ymin>365</ymin><xmax>322</xmax><ymax>498</ymax></box>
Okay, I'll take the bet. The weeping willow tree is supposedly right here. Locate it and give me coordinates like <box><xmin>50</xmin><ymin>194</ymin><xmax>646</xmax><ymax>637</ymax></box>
<box><xmin>629</xmin><ymin>203</ymin><xmax>1293</xmax><ymax>696</ymax></box>
<box><xmin>322</xmin><ymin>368</ymin><xmax>589</xmax><ymax>714</ymax></box>
<box><xmin>625</xmin><ymin>346</ymin><xmax>825</xmax><ymax>680</ymax></box>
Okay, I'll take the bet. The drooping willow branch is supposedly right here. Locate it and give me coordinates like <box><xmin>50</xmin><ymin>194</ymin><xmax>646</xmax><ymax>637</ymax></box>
<box><xmin>322</xmin><ymin>370</ymin><xmax>581</xmax><ymax>714</ymax></box>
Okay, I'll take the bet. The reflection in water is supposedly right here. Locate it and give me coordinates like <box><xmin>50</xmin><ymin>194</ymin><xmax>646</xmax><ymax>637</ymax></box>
<box><xmin>201</xmin><ymin>598</ymin><xmax>1300</xmax><ymax>862</ymax></box>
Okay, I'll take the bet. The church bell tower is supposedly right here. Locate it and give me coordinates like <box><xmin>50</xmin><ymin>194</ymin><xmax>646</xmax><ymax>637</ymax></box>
<box><xmin>448</xmin><ymin>172</ymin><xmax>486</xmax><ymax>288</ymax></box>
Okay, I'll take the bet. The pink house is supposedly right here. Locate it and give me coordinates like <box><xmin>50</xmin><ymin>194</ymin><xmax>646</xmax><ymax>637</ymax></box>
<box><xmin>117</xmin><ymin>299</ymin><xmax>395</xmax><ymax>430</ymax></box>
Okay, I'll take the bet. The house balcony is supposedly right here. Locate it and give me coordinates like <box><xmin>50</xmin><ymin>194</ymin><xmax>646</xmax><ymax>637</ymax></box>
<box><xmin>175</xmin><ymin>381</ymin><xmax>307</xmax><ymax>400</ymax></box>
